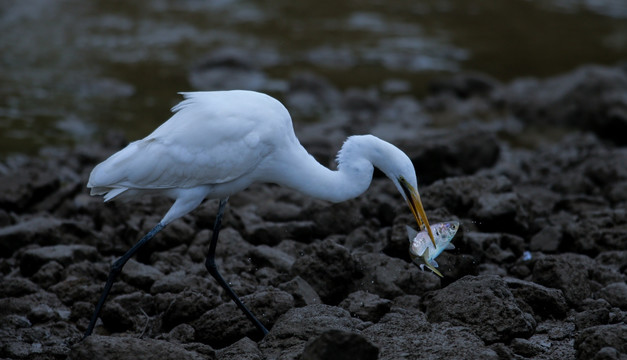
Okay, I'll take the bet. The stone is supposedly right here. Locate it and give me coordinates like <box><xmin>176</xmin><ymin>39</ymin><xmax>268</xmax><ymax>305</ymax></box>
<box><xmin>278</xmin><ymin>276</ymin><xmax>321</xmax><ymax>307</ymax></box>
<box><xmin>529</xmin><ymin>225</ymin><xmax>563</xmax><ymax>252</ymax></box>
<box><xmin>575</xmin><ymin>324</ymin><xmax>627</xmax><ymax>360</ymax></box>
<box><xmin>20</xmin><ymin>244</ymin><xmax>98</xmax><ymax>276</ymax></box>
<box><xmin>596</xmin><ymin>282</ymin><xmax>627</xmax><ymax>310</ymax></box>
<box><xmin>248</xmin><ymin>245</ymin><xmax>295</xmax><ymax>272</ymax></box>
<box><xmin>355</xmin><ymin>252</ymin><xmax>440</xmax><ymax>300</ymax></box>
<box><xmin>162</xmin><ymin>289</ymin><xmax>220</xmax><ymax>331</ymax></box>
<box><xmin>260</xmin><ymin>305</ymin><xmax>365</xmax><ymax>360</ymax></box>
<box><xmin>362</xmin><ymin>311</ymin><xmax>499</xmax><ymax>360</ymax></box>
<box><xmin>120</xmin><ymin>259</ymin><xmax>164</xmax><ymax>291</ymax></box>
<box><xmin>216</xmin><ymin>337</ymin><xmax>263</xmax><ymax>360</ymax></box>
<box><xmin>0</xmin><ymin>277</ymin><xmax>40</xmax><ymax>298</ymax></box>
<box><xmin>423</xmin><ymin>275</ymin><xmax>536</xmax><ymax>343</ymax></box>
<box><xmin>532</xmin><ymin>253</ymin><xmax>595</xmax><ymax>306</ymax></box>
<box><xmin>193</xmin><ymin>288</ymin><xmax>293</xmax><ymax>348</ymax></box>
<box><xmin>0</xmin><ymin>217</ymin><xmax>63</xmax><ymax>256</ymax></box>
<box><xmin>301</xmin><ymin>329</ymin><xmax>379</xmax><ymax>360</ymax></box>
<box><xmin>291</xmin><ymin>239</ymin><xmax>361</xmax><ymax>304</ymax></box>
<box><xmin>70</xmin><ymin>335</ymin><xmax>212</xmax><ymax>360</ymax></box>
<box><xmin>505</xmin><ymin>277</ymin><xmax>568</xmax><ymax>319</ymax></box>
<box><xmin>339</xmin><ymin>290</ymin><xmax>392</xmax><ymax>323</ymax></box>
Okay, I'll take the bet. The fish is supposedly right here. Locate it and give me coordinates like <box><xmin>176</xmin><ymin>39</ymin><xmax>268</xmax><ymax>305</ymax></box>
<box><xmin>407</xmin><ymin>221</ymin><xmax>459</xmax><ymax>277</ymax></box>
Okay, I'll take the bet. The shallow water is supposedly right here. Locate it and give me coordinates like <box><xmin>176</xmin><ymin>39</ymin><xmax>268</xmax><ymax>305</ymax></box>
<box><xmin>1</xmin><ymin>0</ymin><xmax>626</xmax><ymax>156</ymax></box>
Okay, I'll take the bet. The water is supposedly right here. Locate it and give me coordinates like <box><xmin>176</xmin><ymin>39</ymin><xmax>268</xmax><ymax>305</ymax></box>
<box><xmin>1</xmin><ymin>0</ymin><xmax>626</xmax><ymax>157</ymax></box>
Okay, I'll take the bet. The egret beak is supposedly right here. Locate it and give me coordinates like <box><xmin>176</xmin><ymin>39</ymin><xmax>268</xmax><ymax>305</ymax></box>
<box><xmin>399</xmin><ymin>178</ymin><xmax>435</xmax><ymax>247</ymax></box>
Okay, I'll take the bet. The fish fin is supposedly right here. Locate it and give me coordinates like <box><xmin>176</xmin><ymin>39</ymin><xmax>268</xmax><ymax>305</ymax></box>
<box><xmin>419</xmin><ymin>264</ymin><xmax>425</xmax><ymax>272</ymax></box>
<box><xmin>406</xmin><ymin>225</ymin><xmax>418</xmax><ymax>242</ymax></box>
<box><xmin>430</xmin><ymin>259</ymin><xmax>439</xmax><ymax>268</ymax></box>
<box><xmin>427</xmin><ymin>264</ymin><xmax>443</xmax><ymax>277</ymax></box>
<box><xmin>446</xmin><ymin>243</ymin><xmax>455</xmax><ymax>250</ymax></box>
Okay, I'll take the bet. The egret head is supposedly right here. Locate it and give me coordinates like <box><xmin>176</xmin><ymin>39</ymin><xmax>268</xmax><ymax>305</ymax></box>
<box><xmin>362</xmin><ymin>135</ymin><xmax>435</xmax><ymax>246</ymax></box>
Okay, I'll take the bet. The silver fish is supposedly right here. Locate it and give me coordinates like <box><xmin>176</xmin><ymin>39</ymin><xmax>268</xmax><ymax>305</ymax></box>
<box><xmin>407</xmin><ymin>221</ymin><xmax>459</xmax><ymax>277</ymax></box>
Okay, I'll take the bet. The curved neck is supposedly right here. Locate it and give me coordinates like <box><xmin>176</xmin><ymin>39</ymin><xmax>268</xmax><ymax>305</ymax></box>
<box><xmin>269</xmin><ymin>138</ymin><xmax>376</xmax><ymax>203</ymax></box>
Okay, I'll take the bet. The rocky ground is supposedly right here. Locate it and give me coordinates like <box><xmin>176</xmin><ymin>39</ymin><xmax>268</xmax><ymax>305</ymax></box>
<box><xmin>1</xmin><ymin>64</ymin><xmax>626</xmax><ymax>360</ymax></box>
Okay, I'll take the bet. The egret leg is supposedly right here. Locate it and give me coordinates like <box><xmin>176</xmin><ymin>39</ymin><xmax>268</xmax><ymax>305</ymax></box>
<box><xmin>204</xmin><ymin>197</ymin><xmax>269</xmax><ymax>337</ymax></box>
<box><xmin>82</xmin><ymin>222</ymin><xmax>165</xmax><ymax>340</ymax></box>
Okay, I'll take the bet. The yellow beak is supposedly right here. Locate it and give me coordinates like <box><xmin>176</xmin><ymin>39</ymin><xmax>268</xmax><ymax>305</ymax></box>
<box><xmin>400</xmin><ymin>178</ymin><xmax>435</xmax><ymax>247</ymax></box>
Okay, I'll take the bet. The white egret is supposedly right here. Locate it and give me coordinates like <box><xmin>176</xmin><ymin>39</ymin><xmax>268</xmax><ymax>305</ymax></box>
<box><xmin>84</xmin><ymin>90</ymin><xmax>434</xmax><ymax>339</ymax></box>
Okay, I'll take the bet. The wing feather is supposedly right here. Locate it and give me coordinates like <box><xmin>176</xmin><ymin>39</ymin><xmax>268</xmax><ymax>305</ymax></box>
<box><xmin>88</xmin><ymin>91</ymin><xmax>292</xmax><ymax>197</ymax></box>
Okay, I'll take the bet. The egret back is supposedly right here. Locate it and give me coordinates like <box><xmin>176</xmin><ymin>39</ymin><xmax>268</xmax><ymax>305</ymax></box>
<box><xmin>88</xmin><ymin>90</ymin><xmax>298</xmax><ymax>201</ymax></box>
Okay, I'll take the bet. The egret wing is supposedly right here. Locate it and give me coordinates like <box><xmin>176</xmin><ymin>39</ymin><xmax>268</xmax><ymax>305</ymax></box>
<box><xmin>89</xmin><ymin>91</ymin><xmax>293</xmax><ymax>194</ymax></box>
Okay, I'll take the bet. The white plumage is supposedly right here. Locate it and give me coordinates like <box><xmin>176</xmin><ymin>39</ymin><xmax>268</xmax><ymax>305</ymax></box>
<box><xmin>88</xmin><ymin>90</ymin><xmax>433</xmax><ymax>230</ymax></box>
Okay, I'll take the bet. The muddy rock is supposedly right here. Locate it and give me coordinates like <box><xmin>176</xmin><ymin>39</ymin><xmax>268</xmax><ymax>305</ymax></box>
<box><xmin>70</xmin><ymin>335</ymin><xmax>213</xmax><ymax>360</ymax></box>
<box><xmin>532</xmin><ymin>253</ymin><xmax>595</xmax><ymax>306</ymax></box>
<box><xmin>505</xmin><ymin>277</ymin><xmax>569</xmax><ymax>320</ymax></box>
<box><xmin>277</xmin><ymin>276</ymin><xmax>321</xmax><ymax>307</ymax></box>
<box><xmin>574</xmin><ymin>324</ymin><xmax>627</xmax><ymax>360</ymax></box>
<box><xmin>498</xmin><ymin>65</ymin><xmax>627</xmax><ymax>144</ymax></box>
<box><xmin>260</xmin><ymin>305</ymin><xmax>365</xmax><ymax>359</ymax></box>
<box><xmin>596</xmin><ymin>282</ymin><xmax>627</xmax><ymax>310</ymax></box>
<box><xmin>301</xmin><ymin>329</ymin><xmax>379</xmax><ymax>360</ymax></box>
<box><xmin>423</xmin><ymin>275</ymin><xmax>536</xmax><ymax>343</ymax></box>
<box><xmin>291</xmin><ymin>239</ymin><xmax>361</xmax><ymax>304</ymax></box>
<box><xmin>20</xmin><ymin>244</ymin><xmax>98</xmax><ymax>276</ymax></box>
<box><xmin>362</xmin><ymin>311</ymin><xmax>499</xmax><ymax>360</ymax></box>
<box><xmin>216</xmin><ymin>337</ymin><xmax>263</xmax><ymax>360</ymax></box>
<box><xmin>193</xmin><ymin>288</ymin><xmax>294</xmax><ymax>347</ymax></box>
<box><xmin>339</xmin><ymin>290</ymin><xmax>392</xmax><ymax>323</ymax></box>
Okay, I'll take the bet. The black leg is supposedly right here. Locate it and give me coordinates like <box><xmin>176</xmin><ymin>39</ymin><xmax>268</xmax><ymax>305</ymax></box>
<box><xmin>204</xmin><ymin>197</ymin><xmax>269</xmax><ymax>336</ymax></box>
<box><xmin>82</xmin><ymin>222</ymin><xmax>165</xmax><ymax>340</ymax></box>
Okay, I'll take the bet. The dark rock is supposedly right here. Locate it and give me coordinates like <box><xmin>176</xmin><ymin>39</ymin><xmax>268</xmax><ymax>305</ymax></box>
<box><xmin>355</xmin><ymin>252</ymin><xmax>441</xmax><ymax>299</ymax></box>
<box><xmin>0</xmin><ymin>217</ymin><xmax>63</xmax><ymax>257</ymax></box>
<box><xmin>278</xmin><ymin>276</ymin><xmax>321</xmax><ymax>307</ymax></box>
<box><xmin>150</xmin><ymin>270</ymin><xmax>217</xmax><ymax>295</ymax></box>
<box><xmin>101</xmin><ymin>292</ymin><xmax>155</xmax><ymax>333</ymax></box>
<box><xmin>470</xmin><ymin>192</ymin><xmax>528</xmax><ymax>233</ymax></box>
<box><xmin>301</xmin><ymin>329</ymin><xmax>379</xmax><ymax>360</ymax></box>
<box><xmin>0</xmin><ymin>167</ymin><xmax>60</xmax><ymax>212</ymax></box>
<box><xmin>339</xmin><ymin>290</ymin><xmax>392</xmax><ymax>323</ymax></box>
<box><xmin>505</xmin><ymin>277</ymin><xmax>569</xmax><ymax>320</ymax></box>
<box><xmin>0</xmin><ymin>277</ymin><xmax>40</xmax><ymax>298</ymax></box>
<box><xmin>260</xmin><ymin>305</ymin><xmax>365</xmax><ymax>359</ymax></box>
<box><xmin>120</xmin><ymin>259</ymin><xmax>164</xmax><ymax>291</ymax></box>
<box><xmin>530</xmin><ymin>225</ymin><xmax>563</xmax><ymax>252</ymax></box>
<box><xmin>291</xmin><ymin>239</ymin><xmax>361</xmax><ymax>304</ymax></box>
<box><xmin>510</xmin><ymin>337</ymin><xmax>549</xmax><ymax>358</ymax></box>
<box><xmin>31</xmin><ymin>260</ymin><xmax>64</xmax><ymax>288</ymax></box>
<box><xmin>532</xmin><ymin>253</ymin><xmax>595</xmax><ymax>306</ymax></box>
<box><xmin>193</xmin><ymin>288</ymin><xmax>293</xmax><ymax>347</ymax></box>
<box><xmin>596</xmin><ymin>282</ymin><xmax>627</xmax><ymax>310</ymax></box>
<box><xmin>165</xmin><ymin>323</ymin><xmax>195</xmax><ymax>343</ymax></box>
<box><xmin>70</xmin><ymin>335</ymin><xmax>212</xmax><ymax>360</ymax></box>
<box><xmin>423</xmin><ymin>275</ymin><xmax>536</xmax><ymax>343</ymax></box>
<box><xmin>499</xmin><ymin>65</ymin><xmax>627</xmax><ymax>144</ymax></box>
<box><xmin>362</xmin><ymin>311</ymin><xmax>499</xmax><ymax>360</ymax></box>
<box><xmin>428</xmin><ymin>72</ymin><xmax>499</xmax><ymax>98</ymax></box>
<box><xmin>575</xmin><ymin>324</ymin><xmax>627</xmax><ymax>360</ymax></box>
<box><xmin>217</xmin><ymin>337</ymin><xmax>263</xmax><ymax>360</ymax></box>
<box><xmin>401</xmin><ymin>128</ymin><xmax>500</xmax><ymax>185</ymax></box>
<box><xmin>162</xmin><ymin>289</ymin><xmax>220</xmax><ymax>331</ymax></box>
<box><xmin>248</xmin><ymin>244</ymin><xmax>295</xmax><ymax>272</ymax></box>
<box><xmin>574</xmin><ymin>298</ymin><xmax>611</xmax><ymax>330</ymax></box>
<box><xmin>20</xmin><ymin>244</ymin><xmax>98</xmax><ymax>276</ymax></box>
<box><xmin>245</xmin><ymin>220</ymin><xmax>317</xmax><ymax>246</ymax></box>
